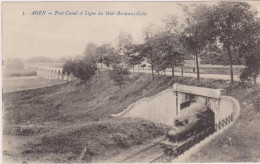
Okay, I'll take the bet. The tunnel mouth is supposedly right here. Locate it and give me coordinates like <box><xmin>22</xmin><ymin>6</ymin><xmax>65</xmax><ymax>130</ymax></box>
<box><xmin>180</xmin><ymin>100</ymin><xmax>196</xmax><ymax>110</ymax></box>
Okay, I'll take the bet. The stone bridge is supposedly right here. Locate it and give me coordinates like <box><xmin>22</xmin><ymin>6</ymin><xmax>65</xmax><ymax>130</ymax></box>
<box><xmin>30</xmin><ymin>65</ymin><xmax>72</xmax><ymax>81</ymax></box>
<box><xmin>173</xmin><ymin>83</ymin><xmax>228</xmax><ymax>126</ymax></box>
<box><xmin>112</xmin><ymin>83</ymin><xmax>238</xmax><ymax>130</ymax></box>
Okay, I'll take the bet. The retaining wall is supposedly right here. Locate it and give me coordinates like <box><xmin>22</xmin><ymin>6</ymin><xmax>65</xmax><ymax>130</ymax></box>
<box><xmin>112</xmin><ymin>89</ymin><xmax>177</xmax><ymax>126</ymax></box>
<box><xmin>112</xmin><ymin>84</ymin><xmax>239</xmax><ymax>128</ymax></box>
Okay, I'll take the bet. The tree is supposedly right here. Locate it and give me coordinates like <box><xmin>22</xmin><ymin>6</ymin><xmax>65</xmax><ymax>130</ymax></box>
<box><xmin>152</xmin><ymin>31</ymin><xmax>182</xmax><ymax>77</ymax></box>
<box><xmin>164</xmin><ymin>15</ymin><xmax>190</xmax><ymax>77</ymax></box>
<box><xmin>109</xmin><ymin>65</ymin><xmax>130</xmax><ymax>94</ymax></box>
<box><xmin>137</xmin><ymin>41</ymin><xmax>156</xmax><ymax>78</ymax></box>
<box><xmin>124</xmin><ymin>43</ymin><xmax>144</xmax><ymax>71</ymax></box>
<box><xmin>128</xmin><ymin>54</ymin><xmax>144</xmax><ymax>71</ymax></box>
<box><xmin>240</xmin><ymin>37</ymin><xmax>260</xmax><ymax>84</ymax></box>
<box><xmin>97</xmin><ymin>43</ymin><xmax>121</xmax><ymax>68</ymax></box>
<box><xmin>103</xmin><ymin>52</ymin><xmax>121</xmax><ymax>69</ymax></box>
<box><xmin>200</xmin><ymin>44</ymin><xmax>223</xmax><ymax>65</ymax></box>
<box><xmin>74</xmin><ymin>59</ymin><xmax>97</xmax><ymax>87</ymax></box>
<box><xmin>63</xmin><ymin>58</ymin><xmax>97</xmax><ymax>87</ymax></box>
<box><xmin>62</xmin><ymin>58</ymin><xmax>76</xmax><ymax>76</ymax></box>
<box><xmin>96</xmin><ymin>43</ymin><xmax>112</xmax><ymax>68</ymax></box>
<box><xmin>96</xmin><ymin>44</ymin><xmax>106</xmax><ymax>68</ymax></box>
<box><xmin>182</xmin><ymin>4</ymin><xmax>216</xmax><ymax>82</ymax></box>
<box><xmin>200</xmin><ymin>50</ymin><xmax>244</xmax><ymax>66</ymax></box>
<box><xmin>117</xmin><ymin>32</ymin><xmax>133</xmax><ymax>67</ymax></box>
<box><xmin>212</xmin><ymin>2</ymin><xmax>259</xmax><ymax>83</ymax></box>
<box><xmin>137</xmin><ymin>24</ymin><xmax>161</xmax><ymax>78</ymax></box>
<box><xmin>84</xmin><ymin>42</ymin><xmax>99</xmax><ymax>63</ymax></box>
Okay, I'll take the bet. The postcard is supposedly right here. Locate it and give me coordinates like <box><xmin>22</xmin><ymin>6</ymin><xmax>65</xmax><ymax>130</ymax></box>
<box><xmin>2</xmin><ymin>1</ymin><xmax>260</xmax><ymax>163</ymax></box>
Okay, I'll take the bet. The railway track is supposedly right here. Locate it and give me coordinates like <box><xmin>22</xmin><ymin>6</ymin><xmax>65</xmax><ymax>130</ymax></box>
<box><xmin>117</xmin><ymin>136</ymin><xmax>166</xmax><ymax>163</ymax></box>
<box><xmin>150</xmin><ymin>114</ymin><xmax>235</xmax><ymax>163</ymax></box>
<box><xmin>116</xmin><ymin>113</ymin><xmax>235</xmax><ymax>163</ymax></box>
<box><xmin>117</xmin><ymin>127</ymin><xmax>215</xmax><ymax>163</ymax></box>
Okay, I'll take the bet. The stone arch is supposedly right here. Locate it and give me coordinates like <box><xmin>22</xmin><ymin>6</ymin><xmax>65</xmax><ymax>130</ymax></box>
<box><xmin>34</xmin><ymin>66</ymin><xmax>71</xmax><ymax>81</ymax></box>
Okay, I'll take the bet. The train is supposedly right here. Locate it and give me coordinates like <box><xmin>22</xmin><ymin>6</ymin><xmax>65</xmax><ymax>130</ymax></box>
<box><xmin>161</xmin><ymin>102</ymin><xmax>215</xmax><ymax>155</ymax></box>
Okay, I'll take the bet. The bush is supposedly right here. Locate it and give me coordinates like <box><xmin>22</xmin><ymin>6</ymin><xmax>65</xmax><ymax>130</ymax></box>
<box><xmin>109</xmin><ymin>65</ymin><xmax>130</xmax><ymax>92</ymax></box>
<box><xmin>63</xmin><ymin>58</ymin><xmax>97</xmax><ymax>87</ymax></box>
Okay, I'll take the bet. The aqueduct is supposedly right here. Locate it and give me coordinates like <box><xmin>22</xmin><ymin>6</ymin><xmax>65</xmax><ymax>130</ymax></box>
<box><xmin>30</xmin><ymin>66</ymin><xmax>73</xmax><ymax>81</ymax></box>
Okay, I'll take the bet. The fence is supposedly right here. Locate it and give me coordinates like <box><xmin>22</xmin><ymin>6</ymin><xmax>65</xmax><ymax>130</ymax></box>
<box><xmin>215</xmin><ymin>114</ymin><xmax>233</xmax><ymax>131</ymax></box>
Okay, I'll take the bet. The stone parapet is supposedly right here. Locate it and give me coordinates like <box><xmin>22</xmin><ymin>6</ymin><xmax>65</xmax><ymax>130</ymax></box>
<box><xmin>173</xmin><ymin>83</ymin><xmax>226</xmax><ymax>99</ymax></box>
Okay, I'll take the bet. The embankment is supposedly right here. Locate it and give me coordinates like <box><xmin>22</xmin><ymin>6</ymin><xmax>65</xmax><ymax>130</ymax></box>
<box><xmin>3</xmin><ymin>70</ymin><xmax>259</xmax><ymax>162</ymax></box>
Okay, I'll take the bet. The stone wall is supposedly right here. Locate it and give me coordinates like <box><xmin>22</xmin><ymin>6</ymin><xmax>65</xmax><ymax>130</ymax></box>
<box><xmin>112</xmin><ymin>89</ymin><xmax>177</xmax><ymax>126</ymax></box>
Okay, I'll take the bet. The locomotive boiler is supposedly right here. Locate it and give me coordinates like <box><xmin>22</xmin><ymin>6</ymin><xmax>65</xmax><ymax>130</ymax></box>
<box><xmin>161</xmin><ymin>102</ymin><xmax>215</xmax><ymax>153</ymax></box>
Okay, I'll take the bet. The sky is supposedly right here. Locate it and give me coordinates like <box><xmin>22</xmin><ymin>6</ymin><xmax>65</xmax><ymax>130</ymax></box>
<box><xmin>2</xmin><ymin>1</ymin><xmax>260</xmax><ymax>60</ymax></box>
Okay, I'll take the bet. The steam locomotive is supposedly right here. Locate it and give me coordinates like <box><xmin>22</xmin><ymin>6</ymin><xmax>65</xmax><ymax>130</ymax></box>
<box><xmin>161</xmin><ymin>103</ymin><xmax>215</xmax><ymax>154</ymax></box>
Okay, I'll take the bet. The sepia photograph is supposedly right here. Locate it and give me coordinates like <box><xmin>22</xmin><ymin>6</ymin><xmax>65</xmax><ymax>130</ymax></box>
<box><xmin>1</xmin><ymin>1</ymin><xmax>260</xmax><ymax>163</ymax></box>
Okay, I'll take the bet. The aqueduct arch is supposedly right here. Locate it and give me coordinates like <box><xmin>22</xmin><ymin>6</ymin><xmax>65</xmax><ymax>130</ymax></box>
<box><xmin>30</xmin><ymin>66</ymin><xmax>72</xmax><ymax>81</ymax></box>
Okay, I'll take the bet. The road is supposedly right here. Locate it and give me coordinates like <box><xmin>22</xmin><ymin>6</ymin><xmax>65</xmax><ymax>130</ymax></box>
<box><xmin>131</xmin><ymin>69</ymin><xmax>260</xmax><ymax>84</ymax></box>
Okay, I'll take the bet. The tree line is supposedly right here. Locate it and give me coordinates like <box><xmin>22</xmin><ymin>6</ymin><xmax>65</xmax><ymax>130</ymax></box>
<box><xmin>63</xmin><ymin>1</ymin><xmax>260</xmax><ymax>86</ymax></box>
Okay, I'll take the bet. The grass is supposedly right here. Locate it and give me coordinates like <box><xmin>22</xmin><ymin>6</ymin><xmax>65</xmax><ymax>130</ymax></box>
<box><xmin>185</xmin><ymin>83</ymin><xmax>260</xmax><ymax>162</ymax></box>
<box><xmin>3</xmin><ymin>71</ymin><xmax>173</xmax><ymax>163</ymax></box>
<box><xmin>21</xmin><ymin>118</ymin><xmax>167</xmax><ymax>162</ymax></box>
<box><xmin>3</xmin><ymin>70</ymin><xmax>260</xmax><ymax>162</ymax></box>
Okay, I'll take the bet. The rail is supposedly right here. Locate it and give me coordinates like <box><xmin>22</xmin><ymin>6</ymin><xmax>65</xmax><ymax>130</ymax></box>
<box><xmin>118</xmin><ymin>137</ymin><xmax>167</xmax><ymax>162</ymax></box>
<box><xmin>150</xmin><ymin>127</ymin><xmax>214</xmax><ymax>163</ymax></box>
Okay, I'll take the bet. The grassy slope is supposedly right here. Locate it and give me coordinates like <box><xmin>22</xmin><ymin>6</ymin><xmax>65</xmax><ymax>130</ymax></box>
<box><xmin>3</xmin><ymin>71</ymin><xmax>173</xmax><ymax>162</ymax></box>
<box><xmin>186</xmin><ymin>84</ymin><xmax>260</xmax><ymax>162</ymax></box>
<box><xmin>3</xmin><ymin>70</ymin><xmax>260</xmax><ymax>162</ymax></box>
<box><xmin>3</xmin><ymin>71</ymin><xmax>174</xmax><ymax>126</ymax></box>
<box><xmin>21</xmin><ymin>118</ymin><xmax>167</xmax><ymax>163</ymax></box>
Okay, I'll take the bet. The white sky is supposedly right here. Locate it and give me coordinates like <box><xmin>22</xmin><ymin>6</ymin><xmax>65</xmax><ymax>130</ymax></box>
<box><xmin>2</xmin><ymin>1</ymin><xmax>260</xmax><ymax>60</ymax></box>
